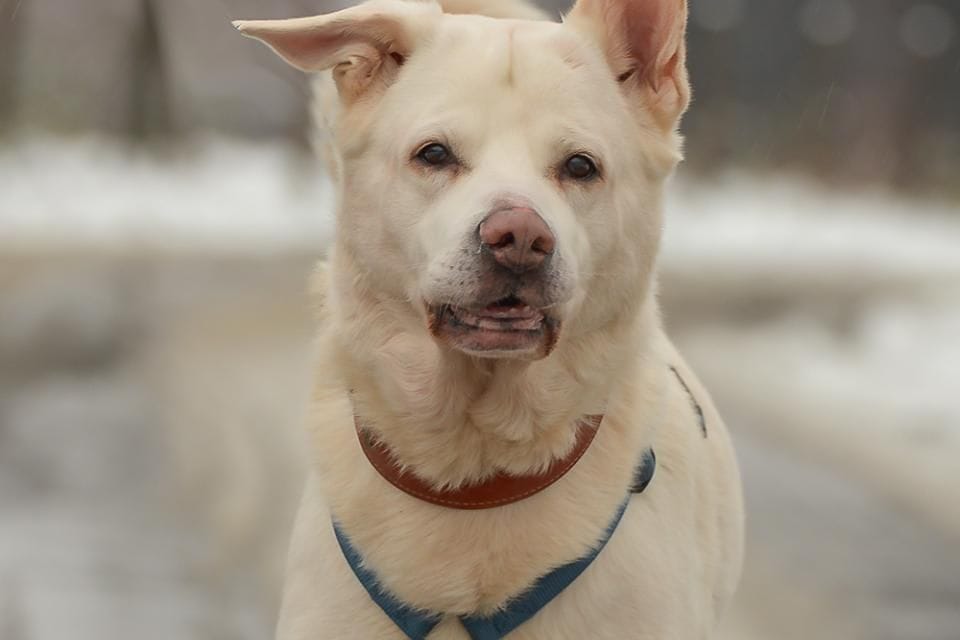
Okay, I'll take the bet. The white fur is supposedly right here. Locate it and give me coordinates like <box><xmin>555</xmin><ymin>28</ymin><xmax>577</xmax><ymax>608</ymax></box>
<box><xmin>235</xmin><ymin>0</ymin><xmax>744</xmax><ymax>637</ymax></box>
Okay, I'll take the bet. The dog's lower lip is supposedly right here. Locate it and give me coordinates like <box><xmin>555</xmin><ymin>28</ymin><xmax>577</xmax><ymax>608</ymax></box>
<box><xmin>429</xmin><ymin>301</ymin><xmax>557</xmax><ymax>357</ymax></box>
<box><xmin>449</xmin><ymin>301</ymin><xmax>545</xmax><ymax>331</ymax></box>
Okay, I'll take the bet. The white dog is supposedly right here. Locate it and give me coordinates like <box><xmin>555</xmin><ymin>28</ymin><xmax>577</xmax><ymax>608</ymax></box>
<box><xmin>234</xmin><ymin>0</ymin><xmax>743</xmax><ymax>637</ymax></box>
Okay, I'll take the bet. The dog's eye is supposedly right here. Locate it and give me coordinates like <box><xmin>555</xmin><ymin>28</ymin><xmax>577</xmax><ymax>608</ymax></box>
<box><xmin>564</xmin><ymin>154</ymin><xmax>599</xmax><ymax>181</ymax></box>
<box><xmin>417</xmin><ymin>143</ymin><xmax>454</xmax><ymax>167</ymax></box>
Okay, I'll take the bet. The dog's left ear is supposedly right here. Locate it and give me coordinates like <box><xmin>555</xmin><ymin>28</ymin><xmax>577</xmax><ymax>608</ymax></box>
<box><xmin>566</xmin><ymin>0</ymin><xmax>689</xmax><ymax>130</ymax></box>
<box><xmin>233</xmin><ymin>1</ymin><xmax>440</xmax><ymax>104</ymax></box>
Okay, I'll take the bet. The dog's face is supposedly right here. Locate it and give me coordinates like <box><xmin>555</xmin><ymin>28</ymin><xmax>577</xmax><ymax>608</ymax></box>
<box><xmin>237</xmin><ymin>0</ymin><xmax>689</xmax><ymax>361</ymax></box>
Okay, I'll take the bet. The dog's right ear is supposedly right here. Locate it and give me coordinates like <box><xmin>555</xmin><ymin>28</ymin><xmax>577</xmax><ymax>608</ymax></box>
<box><xmin>566</xmin><ymin>0</ymin><xmax>689</xmax><ymax>131</ymax></box>
<box><xmin>233</xmin><ymin>0</ymin><xmax>441</xmax><ymax>103</ymax></box>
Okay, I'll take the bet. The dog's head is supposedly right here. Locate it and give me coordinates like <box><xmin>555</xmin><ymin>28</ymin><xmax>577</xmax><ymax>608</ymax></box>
<box><xmin>237</xmin><ymin>0</ymin><xmax>689</xmax><ymax>361</ymax></box>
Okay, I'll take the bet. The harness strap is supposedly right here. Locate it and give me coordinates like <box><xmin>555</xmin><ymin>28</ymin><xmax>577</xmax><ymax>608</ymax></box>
<box><xmin>333</xmin><ymin>522</ymin><xmax>441</xmax><ymax>639</ymax></box>
<box><xmin>459</xmin><ymin>498</ymin><xmax>629</xmax><ymax>639</ymax></box>
<box><xmin>670</xmin><ymin>367</ymin><xmax>707</xmax><ymax>438</ymax></box>
<box><xmin>333</xmin><ymin>449</ymin><xmax>655</xmax><ymax>640</ymax></box>
<box><xmin>632</xmin><ymin>448</ymin><xmax>657</xmax><ymax>494</ymax></box>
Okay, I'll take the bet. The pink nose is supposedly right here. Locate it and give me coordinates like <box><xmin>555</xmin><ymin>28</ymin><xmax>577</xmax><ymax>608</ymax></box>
<box><xmin>478</xmin><ymin>208</ymin><xmax>556</xmax><ymax>273</ymax></box>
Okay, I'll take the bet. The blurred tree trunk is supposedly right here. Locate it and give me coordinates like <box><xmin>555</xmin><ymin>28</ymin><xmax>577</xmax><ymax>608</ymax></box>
<box><xmin>130</xmin><ymin>0</ymin><xmax>172</xmax><ymax>139</ymax></box>
<box><xmin>841</xmin><ymin>0</ymin><xmax>908</xmax><ymax>186</ymax></box>
<box><xmin>0</xmin><ymin>0</ymin><xmax>23</xmax><ymax>131</ymax></box>
<box><xmin>16</xmin><ymin>0</ymin><xmax>146</xmax><ymax>134</ymax></box>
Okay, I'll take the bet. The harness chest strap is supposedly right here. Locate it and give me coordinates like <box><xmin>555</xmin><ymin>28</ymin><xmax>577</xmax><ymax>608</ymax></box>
<box><xmin>333</xmin><ymin>444</ymin><xmax>657</xmax><ymax>640</ymax></box>
<box><xmin>333</xmin><ymin>494</ymin><xmax>632</xmax><ymax>640</ymax></box>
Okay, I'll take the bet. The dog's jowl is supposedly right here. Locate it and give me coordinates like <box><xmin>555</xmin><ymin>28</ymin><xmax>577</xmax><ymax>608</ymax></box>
<box><xmin>234</xmin><ymin>0</ymin><xmax>744</xmax><ymax>637</ymax></box>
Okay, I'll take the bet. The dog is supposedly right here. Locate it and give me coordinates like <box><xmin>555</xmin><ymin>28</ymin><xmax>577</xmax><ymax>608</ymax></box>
<box><xmin>234</xmin><ymin>0</ymin><xmax>744</xmax><ymax>637</ymax></box>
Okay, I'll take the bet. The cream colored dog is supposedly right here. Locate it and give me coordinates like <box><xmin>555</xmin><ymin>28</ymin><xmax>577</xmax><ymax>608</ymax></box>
<box><xmin>234</xmin><ymin>0</ymin><xmax>743</xmax><ymax>637</ymax></box>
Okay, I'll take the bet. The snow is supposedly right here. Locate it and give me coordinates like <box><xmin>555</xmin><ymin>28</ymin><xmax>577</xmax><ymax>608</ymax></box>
<box><xmin>0</xmin><ymin>136</ymin><xmax>334</xmax><ymax>253</ymax></box>
<box><xmin>664</xmin><ymin>174</ymin><xmax>960</xmax><ymax>288</ymax></box>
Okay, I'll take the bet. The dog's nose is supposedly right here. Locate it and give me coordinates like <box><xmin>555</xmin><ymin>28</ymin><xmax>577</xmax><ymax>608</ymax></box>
<box><xmin>478</xmin><ymin>208</ymin><xmax>555</xmax><ymax>273</ymax></box>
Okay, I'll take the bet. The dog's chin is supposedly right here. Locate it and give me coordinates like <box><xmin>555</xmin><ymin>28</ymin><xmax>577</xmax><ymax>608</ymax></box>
<box><xmin>428</xmin><ymin>297</ymin><xmax>560</xmax><ymax>361</ymax></box>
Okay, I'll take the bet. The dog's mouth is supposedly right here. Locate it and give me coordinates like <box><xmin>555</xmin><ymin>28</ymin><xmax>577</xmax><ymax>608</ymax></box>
<box><xmin>428</xmin><ymin>296</ymin><xmax>560</xmax><ymax>359</ymax></box>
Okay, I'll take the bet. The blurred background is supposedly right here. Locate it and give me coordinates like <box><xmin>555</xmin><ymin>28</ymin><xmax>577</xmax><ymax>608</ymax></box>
<box><xmin>1</xmin><ymin>0</ymin><xmax>958</xmax><ymax>638</ymax></box>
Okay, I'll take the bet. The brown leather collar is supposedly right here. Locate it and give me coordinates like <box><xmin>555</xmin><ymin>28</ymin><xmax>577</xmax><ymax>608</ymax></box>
<box><xmin>355</xmin><ymin>415</ymin><xmax>603</xmax><ymax>510</ymax></box>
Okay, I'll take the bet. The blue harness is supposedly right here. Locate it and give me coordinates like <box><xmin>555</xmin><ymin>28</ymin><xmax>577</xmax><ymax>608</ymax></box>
<box><xmin>334</xmin><ymin>449</ymin><xmax>657</xmax><ymax>640</ymax></box>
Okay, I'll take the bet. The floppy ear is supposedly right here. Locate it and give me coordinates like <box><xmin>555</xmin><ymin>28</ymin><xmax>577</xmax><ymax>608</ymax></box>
<box><xmin>233</xmin><ymin>0</ymin><xmax>441</xmax><ymax>103</ymax></box>
<box><xmin>566</xmin><ymin>0</ymin><xmax>689</xmax><ymax>130</ymax></box>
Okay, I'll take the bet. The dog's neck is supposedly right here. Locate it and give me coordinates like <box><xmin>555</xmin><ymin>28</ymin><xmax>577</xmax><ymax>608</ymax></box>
<box><xmin>328</xmin><ymin>256</ymin><xmax>658</xmax><ymax>489</ymax></box>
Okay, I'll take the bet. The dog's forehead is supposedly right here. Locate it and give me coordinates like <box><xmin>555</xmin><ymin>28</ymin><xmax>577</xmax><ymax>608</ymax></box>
<box><xmin>356</xmin><ymin>14</ymin><xmax>637</xmax><ymax>166</ymax></box>
<box><xmin>435</xmin><ymin>14</ymin><xmax>566</xmax><ymax>43</ymax></box>
<box><xmin>422</xmin><ymin>15</ymin><xmax>601</xmax><ymax>85</ymax></box>
<box><xmin>381</xmin><ymin>15</ymin><xmax>616</xmax><ymax>127</ymax></box>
